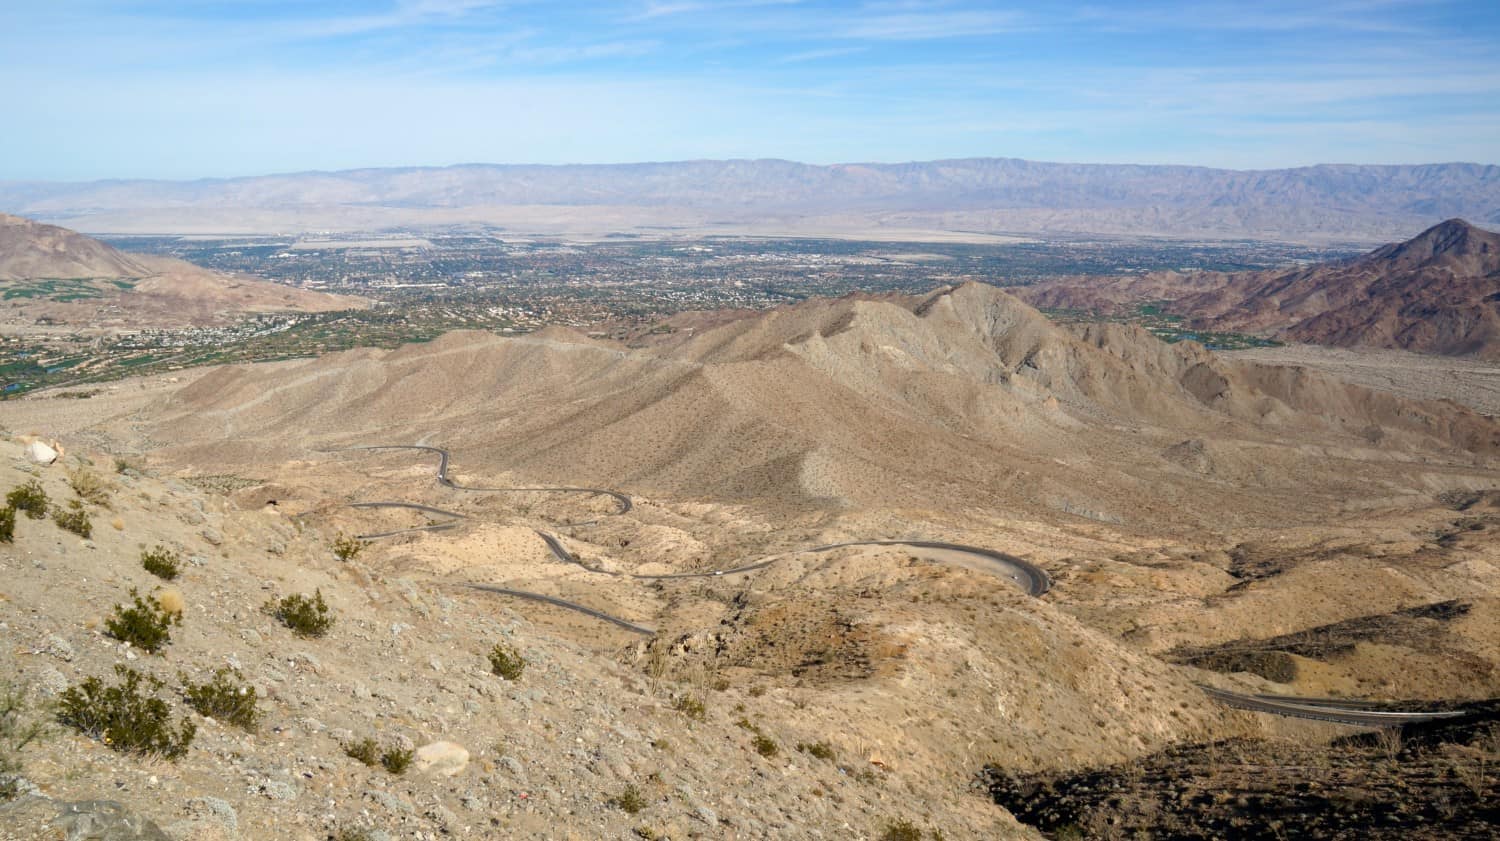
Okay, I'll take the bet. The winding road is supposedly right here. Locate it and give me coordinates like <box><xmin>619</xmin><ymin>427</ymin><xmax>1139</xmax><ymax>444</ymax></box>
<box><xmin>1198</xmin><ymin>685</ymin><xmax>1471</xmax><ymax>726</ymax></box>
<box><xmin>335</xmin><ymin>445</ymin><xmax>1049</xmax><ymax>640</ymax></box>
<box><xmin>334</xmin><ymin>443</ymin><xmax>1468</xmax><ymax>724</ymax></box>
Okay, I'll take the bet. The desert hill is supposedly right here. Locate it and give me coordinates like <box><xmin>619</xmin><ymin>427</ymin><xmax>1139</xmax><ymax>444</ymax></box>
<box><xmin>5</xmin><ymin>158</ymin><xmax>1498</xmax><ymax>241</ymax></box>
<box><xmin>6</xmin><ymin>284</ymin><xmax>1500</xmax><ymax>838</ymax></box>
<box><xmin>117</xmin><ymin>282</ymin><xmax>1500</xmax><ymax>535</ymax></box>
<box><xmin>0</xmin><ymin>212</ymin><xmax>366</xmax><ymax>327</ymax></box>
<box><xmin>1018</xmin><ymin>219</ymin><xmax>1500</xmax><ymax>358</ymax></box>
<box><xmin>0</xmin><ymin>212</ymin><xmax>151</xmax><ymax>281</ymax></box>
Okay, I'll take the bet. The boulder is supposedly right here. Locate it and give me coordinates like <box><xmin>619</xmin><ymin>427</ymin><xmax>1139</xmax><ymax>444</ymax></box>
<box><xmin>25</xmin><ymin>440</ymin><xmax>58</xmax><ymax>465</ymax></box>
<box><xmin>413</xmin><ymin>741</ymin><xmax>470</xmax><ymax>777</ymax></box>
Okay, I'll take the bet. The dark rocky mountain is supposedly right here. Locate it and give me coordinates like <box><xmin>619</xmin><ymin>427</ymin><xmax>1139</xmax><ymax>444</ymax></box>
<box><xmin>1018</xmin><ymin>219</ymin><xmax>1500</xmax><ymax>359</ymax></box>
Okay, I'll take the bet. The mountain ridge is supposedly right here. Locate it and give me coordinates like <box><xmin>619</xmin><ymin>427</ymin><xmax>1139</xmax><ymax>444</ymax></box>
<box><xmin>1017</xmin><ymin>219</ymin><xmax>1500</xmax><ymax>358</ymax></box>
<box><xmin>5</xmin><ymin>157</ymin><xmax>1498</xmax><ymax>241</ymax></box>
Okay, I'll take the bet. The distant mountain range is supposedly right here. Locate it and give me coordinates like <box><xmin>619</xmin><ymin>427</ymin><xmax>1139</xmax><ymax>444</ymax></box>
<box><xmin>2</xmin><ymin>158</ymin><xmax>1497</xmax><ymax>242</ymax></box>
<box><xmin>1019</xmin><ymin>218</ymin><xmax>1500</xmax><ymax>358</ymax></box>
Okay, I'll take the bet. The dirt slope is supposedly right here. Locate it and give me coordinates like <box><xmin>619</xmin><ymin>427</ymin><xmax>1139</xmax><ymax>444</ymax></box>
<box><xmin>121</xmin><ymin>282</ymin><xmax>1500</xmax><ymax>535</ymax></box>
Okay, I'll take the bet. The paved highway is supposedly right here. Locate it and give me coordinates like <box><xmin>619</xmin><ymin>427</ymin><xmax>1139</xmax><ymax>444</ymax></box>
<box><xmin>336</xmin><ymin>443</ymin><xmax>1049</xmax><ymax>638</ymax></box>
<box><xmin>535</xmin><ymin>531</ymin><xmax>1050</xmax><ymax>595</ymax></box>
<box><xmin>337</xmin><ymin>442</ymin><xmax>1468</xmax><ymax>726</ymax></box>
<box><xmin>340</xmin><ymin>445</ymin><xmax>632</xmax><ymax>513</ymax></box>
<box><xmin>1199</xmin><ymin>685</ymin><xmax>1471</xmax><ymax>725</ymax></box>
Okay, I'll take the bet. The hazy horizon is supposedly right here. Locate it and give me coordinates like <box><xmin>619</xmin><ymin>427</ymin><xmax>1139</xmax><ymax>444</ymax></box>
<box><xmin>3</xmin><ymin>1</ymin><xmax>1499</xmax><ymax>181</ymax></box>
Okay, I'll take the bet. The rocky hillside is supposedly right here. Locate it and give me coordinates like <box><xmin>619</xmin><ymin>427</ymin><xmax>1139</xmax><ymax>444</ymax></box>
<box><xmin>105</xmin><ymin>282</ymin><xmax>1500</xmax><ymax>536</ymax></box>
<box><xmin>0</xmin><ymin>427</ymin><xmax>1234</xmax><ymax>840</ymax></box>
<box><xmin>1179</xmin><ymin>219</ymin><xmax>1500</xmax><ymax>357</ymax></box>
<box><xmin>0</xmin><ymin>213</ymin><xmax>365</xmax><ymax>327</ymax></box>
<box><xmin>0</xmin><ymin>213</ymin><xmax>150</xmax><ymax>281</ymax></box>
<box><xmin>1018</xmin><ymin>219</ymin><xmax>1500</xmax><ymax>358</ymax></box>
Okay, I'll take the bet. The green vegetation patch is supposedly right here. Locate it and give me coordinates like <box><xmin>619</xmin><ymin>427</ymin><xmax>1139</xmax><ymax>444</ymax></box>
<box><xmin>57</xmin><ymin>666</ymin><xmax>195</xmax><ymax>759</ymax></box>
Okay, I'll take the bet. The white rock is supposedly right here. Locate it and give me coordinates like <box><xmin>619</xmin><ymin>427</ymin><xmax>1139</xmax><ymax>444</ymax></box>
<box><xmin>25</xmin><ymin>440</ymin><xmax>57</xmax><ymax>465</ymax></box>
<box><xmin>413</xmin><ymin>741</ymin><xmax>469</xmax><ymax>777</ymax></box>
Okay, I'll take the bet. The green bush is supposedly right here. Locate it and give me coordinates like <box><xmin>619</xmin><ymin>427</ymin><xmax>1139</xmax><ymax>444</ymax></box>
<box><xmin>797</xmin><ymin>740</ymin><xmax>836</xmax><ymax>761</ymax></box>
<box><xmin>752</xmin><ymin>733</ymin><xmax>778</xmax><ymax>758</ymax></box>
<box><xmin>488</xmin><ymin>642</ymin><xmax>525</xmax><ymax>680</ymax></box>
<box><xmin>344</xmin><ymin>737</ymin><xmax>380</xmax><ymax>766</ymax></box>
<box><xmin>611</xmin><ymin>784</ymin><xmax>648</xmax><ymax>814</ymax></box>
<box><xmin>0</xmin><ymin>506</ymin><xmax>14</xmax><ymax>544</ymax></box>
<box><xmin>52</xmin><ymin>499</ymin><xmax>92</xmax><ymax>538</ymax></box>
<box><xmin>332</xmin><ymin>533</ymin><xmax>365</xmax><ymax>562</ymax></box>
<box><xmin>57</xmin><ymin>666</ymin><xmax>195</xmax><ymax>760</ymax></box>
<box><xmin>1</xmin><ymin>684</ymin><xmax>46</xmax><ymax>801</ymax></box>
<box><xmin>182</xmin><ymin>668</ymin><xmax>259</xmax><ymax>732</ymax></box>
<box><xmin>380</xmin><ymin>746</ymin><xmax>413</xmax><ymax>775</ymax></box>
<box><xmin>268</xmin><ymin>590</ymin><xmax>333</xmax><ymax>638</ymax></box>
<box><xmin>6</xmin><ymin>481</ymin><xmax>47</xmax><ymax>519</ymax></box>
<box><xmin>140</xmin><ymin>545</ymin><xmax>181</xmax><ymax>580</ymax></box>
<box><xmin>105</xmin><ymin>588</ymin><xmax>180</xmax><ymax>653</ymax></box>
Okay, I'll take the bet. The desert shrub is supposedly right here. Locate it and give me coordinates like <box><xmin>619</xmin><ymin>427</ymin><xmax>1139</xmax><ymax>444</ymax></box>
<box><xmin>6</xmin><ymin>481</ymin><xmax>47</xmax><ymax>519</ymax></box>
<box><xmin>1</xmin><ymin>684</ymin><xmax>46</xmax><ymax>801</ymax></box>
<box><xmin>752</xmin><ymin>733</ymin><xmax>779</xmax><ymax>758</ymax></box>
<box><xmin>381</xmin><ymin>746</ymin><xmax>414</xmax><ymax>775</ymax></box>
<box><xmin>0</xmin><ymin>506</ymin><xmax>13</xmax><ymax>544</ymax></box>
<box><xmin>52</xmin><ymin>499</ymin><xmax>92</xmax><ymax>538</ymax></box>
<box><xmin>182</xmin><ymin>668</ymin><xmax>259</xmax><ymax>732</ymax></box>
<box><xmin>611</xmin><ymin>784</ymin><xmax>648</xmax><ymax>814</ymax></box>
<box><xmin>57</xmin><ymin>666</ymin><xmax>195</xmax><ymax>759</ymax></box>
<box><xmin>488</xmin><ymin>642</ymin><xmax>525</xmax><ymax>680</ymax></box>
<box><xmin>67</xmin><ymin>467</ymin><xmax>111</xmax><ymax>507</ymax></box>
<box><xmin>105</xmin><ymin>588</ymin><xmax>180</xmax><ymax>653</ymax></box>
<box><xmin>672</xmin><ymin>694</ymin><xmax>706</xmax><ymax>721</ymax></box>
<box><xmin>798</xmin><ymin>740</ymin><xmax>836</xmax><ymax>761</ymax></box>
<box><xmin>344</xmin><ymin>737</ymin><xmax>380</xmax><ymax>766</ymax></box>
<box><xmin>113</xmin><ymin>458</ymin><xmax>135</xmax><ymax>475</ymax></box>
<box><xmin>268</xmin><ymin>590</ymin><xmax>333</xmax><ymax>638</ymax></box>
<box><xmin>335</xmin><ymin>829</ymin><xmax>375</xmax><ymax>841</ymax></box>
<box><xmin>332</xmin><ymin>532</ymin><xmax>365</xmax><ymax>562</ymax></box>
<box><xmin>881</xmin><ymin>819</ymin><xmax>924</xmax><ymax>841</ymax></box>
<box><xmin>140</xmin><ymin>545</ymin><xmax>181</xmax><ymax>580</ymax></box>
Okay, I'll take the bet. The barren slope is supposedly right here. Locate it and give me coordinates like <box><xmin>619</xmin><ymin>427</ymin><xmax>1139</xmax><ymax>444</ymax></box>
<box><xmin>0</xmin><ymin>212</ymin><xmax>365</xmax><ymax>327</ymax></box>
<box><xmin>107</xmin><ymin>282</ymin><xmax>1500</xmax><ymax>536</ymax></box>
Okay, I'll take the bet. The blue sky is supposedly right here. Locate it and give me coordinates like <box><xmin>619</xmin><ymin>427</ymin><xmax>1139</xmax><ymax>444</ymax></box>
<box><xmin>2</xmin><ymin>0</ymin><xmax>1499</xmax><ymax>180</ymax></box>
